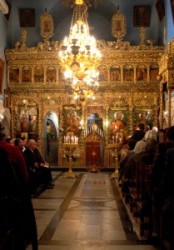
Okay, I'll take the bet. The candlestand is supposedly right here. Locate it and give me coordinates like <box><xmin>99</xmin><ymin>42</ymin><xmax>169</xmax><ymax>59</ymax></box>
<box><xmin>109</xmin><ymin>143</ymin><xmax>122</xmax><ymax>179</ymax></box>
<box><xmin>64</xmin><ymin>143</ymin><xmax>77</xmax><ymax>178</ymax></box>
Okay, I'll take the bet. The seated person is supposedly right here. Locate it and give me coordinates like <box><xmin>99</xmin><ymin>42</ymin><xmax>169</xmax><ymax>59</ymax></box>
<box><xmin>24</xmin><ymin>139</ymin><xmax>54</xmax><ymax>193</ymax></box>
<box><xmin>127</xmin><ymin>123</ymin><xmax>145</xmax><ymax>150</ymax></box>
<box><xmin>133</xmin><ymin>129</ymin><xmax>158</xmax><ymax>154</ymax></box>
<box><xmin>119</xmin><ymin>129</ymin><xmax>158</xmax><ymax>182</ymax></box>
<box><xmin>35</xmin><ymin>139</ymin><xmax>54</xmax><ymax>187</ymax></box>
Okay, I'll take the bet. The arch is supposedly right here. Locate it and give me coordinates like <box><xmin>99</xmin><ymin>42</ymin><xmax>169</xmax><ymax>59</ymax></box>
<box><xmin>136</xmin><ymin>64</ymin><xmax>147</xmax><ymax>81</ymax></box>
<box><xmin>43</xmin><ymin>111</ymin><xmax>59</xmax><ymax>166</ymax></box>
<box><xmin>123</xmin><ymin>64</ymin><xmax>134</xmax><ymax>81</ymax></box>
<box><xmin>98</xmin><ymin>65</ymin><xmax>108</xmax><ymax>81</ymax></box>
<box><xmin>85</xmin><ymin>113</ymin><xmax>104</xmax><ymax>168</ymax></box>
<box><xmin>46</xmin><ymin>66</ymin><xmax>56</xmax><ymax>82</ymax></box>
<box><xmin>22</xmin><ymin>66</ymin><xmax>31</xmax><ymax>82</ymax></box>
<box><xmin>110</xmin><ymin>65</ymin><xmax>121</xmax><ymax>81</ymax></box>
<box><xmin>149</xmin><ymin>63</ymin><xmax>159</xmax><ymax>81</ymax></box>
<box><xmin>34</xmin><ymin>66</ymin><xmax>44</xmax><ymax>82</ymax></box>
<box><xmin>9</xmin><ymin>66</ymin><xmax>19</xmax><ymax>83</ymax></box>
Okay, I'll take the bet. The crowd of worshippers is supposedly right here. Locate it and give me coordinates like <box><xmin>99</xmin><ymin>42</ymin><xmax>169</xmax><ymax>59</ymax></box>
<box><xmin>0</xmin><ymin>128</ymin><xmax>40</xmax><ymax>249</ymax></box>
<box><xmin>118</xmin><ymin>123</ymin><xmax>174</xmax><ymax>249</ymax></box>
<box><xmin>3</xmin><ymin>134</ymin><xmax>54</xmax><ymax>195</ymax></box>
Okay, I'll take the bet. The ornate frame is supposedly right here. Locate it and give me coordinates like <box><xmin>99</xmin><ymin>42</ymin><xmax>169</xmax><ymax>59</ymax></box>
<box><xmin>40</xmin><ymin>10</ymin><xmax>54</xmax><ymax>41</ymax></box>
<box><xmin>112</xmin><ymin>10</ymin><xmax>126</xmax><ymax>41</ymax></box>
<box><xmin>133</xmin><ymin>5</ymin><xmax>151</xmax><ymax>27</ymax></box>
<box><xmin>19</xmin><ymin>8</ymin><xmax>35</xmax><ymax>27</ymax></box>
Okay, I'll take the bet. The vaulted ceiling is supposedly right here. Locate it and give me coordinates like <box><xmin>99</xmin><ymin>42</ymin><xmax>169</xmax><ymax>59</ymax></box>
<box><xmin>6</xmin><ymin>0</ymin><xmax>167</xmax><ymax>47</ymax></box>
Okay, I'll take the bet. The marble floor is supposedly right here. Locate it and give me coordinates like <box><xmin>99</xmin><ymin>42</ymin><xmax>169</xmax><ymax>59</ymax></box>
<box><xmin>27</xmin><ymin>172</ymin><xmax>157</xmax><ymax>250</ymax></box>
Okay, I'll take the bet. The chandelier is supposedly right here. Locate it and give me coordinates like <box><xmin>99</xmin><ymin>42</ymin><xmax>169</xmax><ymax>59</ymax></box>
<box><xmin>61</xmin><ymin>0</ymin><xmax>102</xmax><ymax>8</ymax></box>
<box><xmin>58</xmin><ymin>0</ymin><xmax>101</xmax><ymax>94</ymax></box>
<box><xmin>72</xmin><ymin>81</ymin><xmax>96</xmax><ymax>102</ymax></box>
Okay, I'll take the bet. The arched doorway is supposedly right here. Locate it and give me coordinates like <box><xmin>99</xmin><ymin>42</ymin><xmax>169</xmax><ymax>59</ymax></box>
<box><xmin>85</xmin><ymin>133</ymin><xmax>104</xmax><ymax>168</ymax></box>
<box><xmin>85</xmin><ymin>113</ymin><xmax>104</xmax><ymax>168</ymax></box>
<box><xmin>43</xmin><ymin>111</ymin><xmax>58</xmax><ymax>166</ymax></box>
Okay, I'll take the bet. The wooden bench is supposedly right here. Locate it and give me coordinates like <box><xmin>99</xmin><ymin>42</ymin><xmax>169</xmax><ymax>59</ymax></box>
<box><xmin>121</xmin><ymin>163</ymin><xmax>153</xmax><ymax>237</ymax></box>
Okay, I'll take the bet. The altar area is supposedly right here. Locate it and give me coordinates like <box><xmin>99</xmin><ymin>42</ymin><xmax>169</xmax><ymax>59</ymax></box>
<box><xmin>4</xmin><ymin>14</ymin><xmax>174</xmax><ymax>169</ymax></box>
<box><xmin>4</xmin><ymin>36</ymin><xmax>161</xmax><ymax>168</ymax></box>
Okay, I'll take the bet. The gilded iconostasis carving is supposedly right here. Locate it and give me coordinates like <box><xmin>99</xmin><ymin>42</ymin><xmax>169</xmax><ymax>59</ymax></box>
<box><xmin>4</xmin><ymin>10</ymin><xmax>174</xmax><ymax>167</ymax></box>
<box><xmin>14</xmin><ymin>100</ymin><xmax>39</xmax><ymax>139</ymax></box>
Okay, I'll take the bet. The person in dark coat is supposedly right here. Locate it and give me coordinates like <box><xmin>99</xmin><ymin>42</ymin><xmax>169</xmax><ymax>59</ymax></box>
<box><xmin>23</xmin><ymin>139</ymin><xmax>41</xmax><ymax>193</ymax></box>
<box><xmin>127</xmin><ymin>123</ymin><xmax>145</xmax><ymax>150</ymax></box>
<box><xmin>160</xmin><ymin>147</ymin><xmax>174</xmax><ymax>250</ymax></box>
<box><xmin>0</xmin><ymin>132</ymin><xmax>28</xmax><ymax>186</ymax></box>
<box><xmin>24</xmin><ymin>139</ymin><xmax>54</xmax><ymax>192</ymax></box>
<box><xmin>150</xmin><ymin>126</ymin><xmax>174</xmax><ymax>246</ymax></box>
<box><xmin>34</xmin><ymin>139</ymin><xmax>54</xmax><ymax>188</ymax></box>
<box><xmin>0</xmin><ymin>130</ymin><xmax>38</xmax><ymax>250</ymax></box>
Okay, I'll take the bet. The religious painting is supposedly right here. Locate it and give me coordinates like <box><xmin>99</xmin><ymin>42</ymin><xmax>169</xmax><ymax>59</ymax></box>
<box><xmin>150</xmin><ymin>64</ymin><xmax>159</xmax><ymax>81</ymax></box>
<box><xmin>170</xmin><ymin>0</ymin><xmax>174</xmax><ymax>23</ymax></box>
<box><xmin>17</xmin><ymin>106</ymin><xmax>38</xmax><ymax>134</ymax></box>
<box><xmin>34</xmin><ymin>66</ymin><xmax>44</xmax><ymax>82</ymax></box>
<box><xmin>22</xmin><ymin>66</ymin><xmax>31</xmax><ymax>82</ymax></box>
<box><xmin>123</xmin><ymin>65</ymin><xmax>134</xmax><ymax>81</ymax></box>
<box><xmin>63</xmin><ymin>107</ymin><xmax>81</xmax><ymax>137</ymax></box>
<box><xmin>19</xmin><ymin>8</ymin><xmax>35</xmax><ymax>27</ymax></box>
<box><xmin>110</xmin><ymin>66</ymin><xmax>121</xmax><ymax>81</ymax></box>
<box><xmin>46</xmin><ymin>118</ymin><xmax>57</xmax><ymax>141</ymax></box>
<box><xmin>133</xmin><ymin>5</ymin><xmax>151</xmax><ymax>27</ymax></box>
<box><xmin>98</xmin><ymin>65</ymin><xmax>108</xmax><ymax>81</ymax></box>
<box><xmin>18</xmin><ymin>107</ymin><xmax>29</xmax><ymax>133</ymax></box>
<box><xmin>0</xmin><ymin>59</ymin><xmax>4</xmax><ymax>93</ymax></box>
<box><xmin>108</xmin><ymin>110</ymin><xmax>129</xmax><ymax>143</ymax></box>
<box><xmin>133</xmin><ymin>110</ymin><xmax>153</xmax><ymax>130</ymax></box>
<box><xmin>9</xmin><ymin>67</ymin><xmax>19</xmax><ymax>83</ymax></box>
<box><xmin>136</xmin><ymin>65</ymin><xmax>147</xmax><ymax>81</ymax></box>
<box><xmin>28</xmin><ymin>107</ymin><xmax>38</xmax><ymax>133</ymax></box>
<box><xmin>46</xmin><ymin>66</ymin><xmax>56</xmax><ymax>82</ymax></box>
<box><xmin>40</xmin><ymin>10</ymin><xmax>54</xmax><ymax>40</ymax></box>
<box><xmin>111</xmin><ymin>10</ymin><xmax>126</xmax><ymax>40</ymax></box>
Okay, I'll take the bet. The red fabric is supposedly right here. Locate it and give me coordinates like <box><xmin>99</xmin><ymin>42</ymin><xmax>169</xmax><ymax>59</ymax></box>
<box><xmin>86</xmin><ymin>141</ymin><xmax>100</xmax><ymax>165</ymax></box>
<box><xmin>0</xmin><ymin>141</ymin><xmax>28</xmax><ymax>185</ymax></box>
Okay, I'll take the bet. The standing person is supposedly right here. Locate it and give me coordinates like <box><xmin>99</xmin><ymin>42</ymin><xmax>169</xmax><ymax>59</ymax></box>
<box><xmin>0</xmin><ymin>130</ymin><xmax>38</xmax><ymax>250</ymax></box>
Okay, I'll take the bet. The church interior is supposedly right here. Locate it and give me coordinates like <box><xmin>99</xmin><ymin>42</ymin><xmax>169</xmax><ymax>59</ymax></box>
<box><xmin>0</xmin><ymin>0</ymin><xmax>174</xmax><ymax>249</ymax></box>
